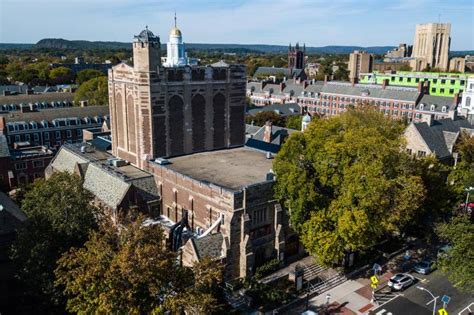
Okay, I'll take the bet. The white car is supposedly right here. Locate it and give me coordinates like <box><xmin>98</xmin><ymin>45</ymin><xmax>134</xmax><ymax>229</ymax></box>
<box><xmin>387</xmin><ymin>273</ymin><xmax>415</xmax><ymax>291</ymax></box>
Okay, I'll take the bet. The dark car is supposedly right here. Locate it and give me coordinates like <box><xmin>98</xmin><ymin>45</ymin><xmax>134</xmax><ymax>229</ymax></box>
<box><xmin>387</xmin><ymin>273</ymin><xmax>415</xmax><ymax>291</ymax></box>
<box><xmin>413</xmin><ymin>260</ymin><xmax>435</xmax><ymax>275</ymax></box>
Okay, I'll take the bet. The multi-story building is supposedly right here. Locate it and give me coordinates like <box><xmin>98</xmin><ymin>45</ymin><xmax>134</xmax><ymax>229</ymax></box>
<box><xmin>385</xmin><ymin>44</ymin><xmax>413</xmax><ymax>59</ymax></box>
<box><xmin>359</xmin><ymin>71</ymin><xmax>470</xmax><ymax>97</ymax></box>
<box><xmin>108</xmin><ymin>28</ymin><xmax>246</xmax><ymax>170</ymax></box>
<box><xmin>410</xmin><ymin>23</ymin><xmax>451</xmax><ymax>71</ymax></box>
<box><xmin>0</xmin><ymin>105</ymin><xmax>109</xmax><ymax>149</ymax></box>
<box><xmin>449</xmin><ymin>57</ymin><xmax>466</xmax><ymax>73</ymax></box>
<box><xmin>348</xmin><ymin>50</ymin><xmax>373</xmax><ymax>81</ymax></box>
<box><xmin>0</xmin><ymin>135</ymin><xmax>55</xmax><ymax>190</ymax></box>
<box><xmin>247</xmin><ymin>79</ymin><xmax>460</xmax><ymax>123</ymax></box>
<box><xmin>48</xmin><ymin>25</ymin><xmax>300</xmax><ymax>280</ymax></box>
<box><xmin>459</xmin><ymin>76</ymin><xmax>474</xmax><ymax>122</ymax></box>
<box><xmin>288</xmin><ymin>43</ymin><xmax>305</xmax><ymax>70</ymax></box>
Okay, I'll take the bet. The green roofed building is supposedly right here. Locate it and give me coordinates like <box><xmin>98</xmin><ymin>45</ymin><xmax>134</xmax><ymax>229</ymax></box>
<box><xmin>359</xmin><ymin>71</ymin><xmax>472</xmax><ymax>97</ymax></box>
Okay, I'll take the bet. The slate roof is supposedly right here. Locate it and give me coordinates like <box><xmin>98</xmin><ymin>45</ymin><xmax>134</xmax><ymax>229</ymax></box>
<box><xmin>0</xmin><ymin>135</ymin><xmax>10</xmax><ymax>158</ymax></box>
<box><xmin>416</xmin><ymin>94</ymin><xmax>457</xmax><ymax>112</ymax></box>
<box><xmin>1</xmin><ymin>105</ymin><xmax>109</xmax><ymax>123</ymax></box>
<box><xmin>245</xmin><ymin>124</ymin><xmax>297</xmax><ymax>153</ymax></box>
<box><xmin>412</xmin><ymin>117</ymin><xmax>474</xmax><ymax>159</ymax></box>
<box><xmin>318</xmin><ymin>83</ymin><xmax>419</xmax><ymax>102</ymax></box>
<box><xmin>0</xmin><ymin>190</ymin><xmax>27</xmax><ymax>223</ymax></box>
<box><xmin>247</xmin><ymin>103</ymin><xmax>300</xmax><ymax>117</ymax></box>
<box><xmin>192</xmin><ymin>233</ymin><xmax>224</xmax><ymax>260</ymax></box>
<box><xmin>49</xmin><ymin>144</ymin><xmax>159</xmax><ymax>209</ymax></box>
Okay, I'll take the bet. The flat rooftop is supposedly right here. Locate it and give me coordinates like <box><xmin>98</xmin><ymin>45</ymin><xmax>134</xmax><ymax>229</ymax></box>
<box><xmin>163</xmin><ymin>147</ymin><xmax>274</xmax><ymax>190</ymax></box>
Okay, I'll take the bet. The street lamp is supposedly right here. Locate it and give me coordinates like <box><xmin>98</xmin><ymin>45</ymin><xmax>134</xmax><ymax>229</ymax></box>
<box><xmin>464</xmin><ymin>187</ymin><xmax>474</xmax><ymax>212</ymax></box>
<box><xmin>417</xmin><ymin>286</ymin><xmax>438</xmax><ymax>315</ymax></box>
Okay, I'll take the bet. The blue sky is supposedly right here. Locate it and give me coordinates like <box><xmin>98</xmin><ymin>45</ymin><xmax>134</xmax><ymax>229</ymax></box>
<box><xmin>1</xmin><ymin>0</ymin><xmax>473</xmax><ymax>50</ymax></box>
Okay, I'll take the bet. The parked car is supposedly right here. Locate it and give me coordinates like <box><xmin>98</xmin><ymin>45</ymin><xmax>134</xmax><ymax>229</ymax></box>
<box><xmin>387</xmin><ymin>273</ymin><xmax>415</xmax><ymax>291</ymax></box>
<box><xmin>413</xmin><ymin>260</ymin><xmax>435</xmax><ymax>275</ymax></box>
<box><xmin>437</xmin><ymin>245</ymin><xmax>452</xmax><ymax>258</ymax></box>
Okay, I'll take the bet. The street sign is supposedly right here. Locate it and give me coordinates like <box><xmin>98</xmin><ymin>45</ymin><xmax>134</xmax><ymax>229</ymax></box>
<box><xmin>441</xmin><ymin>295</ymin><xmax>451</xmax><ymax>305</ymax></box>
<box><xmin>438</xmin><ymin>308</ymin><xmax>448</xmax><ymax>315</ymax></box>
<box><xmin>370</xmin><ymin>275</ymin><xmax>379</xmax><ymax>285</ymax></box>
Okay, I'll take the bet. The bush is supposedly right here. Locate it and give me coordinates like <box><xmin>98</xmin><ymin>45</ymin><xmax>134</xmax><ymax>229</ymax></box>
<box><xmin>254</xmin><ymin>258</ymin><xmax>281</xmax><ymax>280</ymax></box>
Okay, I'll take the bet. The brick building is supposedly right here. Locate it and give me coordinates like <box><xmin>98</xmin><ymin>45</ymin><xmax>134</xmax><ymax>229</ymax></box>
<box><xmin>0</xmin><ymin>105</ymin><xmax>109</xmax><ymax>149</ymax></box>
<box><xmin>108</xmin><ymin>28</ymin><xmax>246</xmax><ymax>169</ymax></box>
<box><xmin>47</xmin><ymin>26</ymin><xmax>300</xmax><ymax>280</ymax></box>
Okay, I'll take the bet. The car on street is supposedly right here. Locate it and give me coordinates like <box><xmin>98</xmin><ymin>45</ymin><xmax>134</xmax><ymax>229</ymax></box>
<box><xmin>413</xmin><ymin>260</ymin><xmax>435</xmax><ymax>274</ymax></box>
<box><xmin>387</xmin><ymin>273</ymin><xmax>415</xmax><ymax>291</ymax></box>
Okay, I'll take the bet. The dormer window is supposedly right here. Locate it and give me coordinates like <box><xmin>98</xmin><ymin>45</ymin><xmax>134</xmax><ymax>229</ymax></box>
<box><xmin>30</xmin><ymin>121</ymin><xmax>38</xmax><ymax>129</ymax></box>
<box><xmin>430</xmin><ymin>105</ymin><xmax>435</xmax><ymax>111</ymax></box>
<box><xmin>442</xmin><ymin>106</ymin><xmax>447</xmax><ymax>113</ymax></box>
<box><xmin>419</xmin><ymin>104</ymin><xmax>424</xmax><ymax>110</ymax></box>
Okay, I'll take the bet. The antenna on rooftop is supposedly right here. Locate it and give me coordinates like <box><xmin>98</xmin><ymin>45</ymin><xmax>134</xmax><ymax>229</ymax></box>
<box><xmin>174</xmin><ymin>11</ymin><xmax>177</xmax><ymax>27</ymax></box>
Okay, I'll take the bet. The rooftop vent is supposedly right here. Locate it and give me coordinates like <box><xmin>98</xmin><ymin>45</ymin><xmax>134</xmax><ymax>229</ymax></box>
<box><xmin>155</xmin><ymin>158</ymin><xmax>170</xmax><ymax>165</ymax></box>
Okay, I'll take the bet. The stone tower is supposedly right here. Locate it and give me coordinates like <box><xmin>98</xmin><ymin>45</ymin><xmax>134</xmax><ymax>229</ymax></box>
<box><xmin>288</xmin><ymin>43</ymin><xmax>305</xmax><ymax>70</ymax></box>
<box><xmin>133</xmin><ymin>27</ymin><xmax>161</xmax><ymax>72</ymax></box>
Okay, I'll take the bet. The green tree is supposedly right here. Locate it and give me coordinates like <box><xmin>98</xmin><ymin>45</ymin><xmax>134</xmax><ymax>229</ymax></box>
<box><xmin>285</xmin><ymin>115</ymin><xmax>302</xmax><ymax>130</ymax></box>
<box><xmin>74</xmin><ymin>76</ymin><xmax>109</xmax><ymax>106</ymax></box>
<box><xmin>49</xmin><ymin>66</ymin><xmax>74</xmax><ymax>84</ymax></box>
<box><xmin>273</xmin><ymin>108</ymin><xmax>426</xmax><ymax>265</ymax></box>
<box><xmin>10</xmin><ymin>172</ymin><xmax>99</xmax><ymax>313</ymax></box>
<box><xmin>245</xmin><ymin>110</ymin><xmax>286</xmax><ymax>127</ymax></box>
<box><xmin>56</xmin><ymin>214</ymin><xmax>223</xmax><ymax>314</ymax></box>
<box><xmin>436</xmin><ymin>215</ymin><xmax>474</xmax><ymax>292</ymax></box>
<box><xmin>76</xmin><ymin>69</ymin><xmax>105</xmax><ymax>85</ymax></box>
<box><xmin>398</xmin><ymin>64</ymin><xmax>412</xmax><ymax>71</ymax></box>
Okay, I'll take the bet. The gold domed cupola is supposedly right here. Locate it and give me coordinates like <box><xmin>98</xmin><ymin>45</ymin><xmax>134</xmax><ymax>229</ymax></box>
<box><xmin>170</xmin><ymin>27</ymin><xmax>182</xmax><ymax>37</ymax></box>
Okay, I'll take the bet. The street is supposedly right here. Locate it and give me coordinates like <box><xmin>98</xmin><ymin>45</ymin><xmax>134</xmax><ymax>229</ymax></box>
<box><xmin>370</xmin><ymin>270</ymin><xmax>474</xmax><ymax>315</ymax></box>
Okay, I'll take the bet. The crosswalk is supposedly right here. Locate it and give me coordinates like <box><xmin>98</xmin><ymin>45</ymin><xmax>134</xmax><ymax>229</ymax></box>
<box><xmin>374</xmin><ymin>290</ymin><xmax>399</xmax><ymax>304</ymax></box>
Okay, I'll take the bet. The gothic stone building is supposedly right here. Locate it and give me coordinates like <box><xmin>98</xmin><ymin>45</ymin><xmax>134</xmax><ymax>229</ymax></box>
<box><xmin>48</xmin><ymin>26</ymin><xmax>300</xmax><ymax>280</ymax></box>
<box><xmin>108</xmin><ymin>28</ymin><xmax>247</xmax><ymax>169</ymax></box>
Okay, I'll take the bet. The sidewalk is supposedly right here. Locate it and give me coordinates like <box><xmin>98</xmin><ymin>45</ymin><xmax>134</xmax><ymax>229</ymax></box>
<box><xmin>288</xmin><ymin>271</ymin><xmax>394</xmax><ymax>315</ymax></box>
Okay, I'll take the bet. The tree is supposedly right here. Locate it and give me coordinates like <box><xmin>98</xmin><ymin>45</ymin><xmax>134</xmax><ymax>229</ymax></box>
<box><xmin>56</xmin><ymin>214</ymin><xmax>224</xmax><ymax>314</ymax></box>
<box><xmin>49</xmin><ymin>66</ymin><xmax>74</xmax><ymax>84</ymax></box>
<box><xmin>273</xmin><ymin>108</ymin><xmax>426</xmax><ymax>265</ymax></box>
<box><xmin>10</xmin><ymin>172</ymin><xmax>99</xmax><ymax>313</ymax></box>
<box><xmin>76</xmin><ymin>69</ymin><xmax>105</xmax><ymax>85</ymax></box>
<box><xmin>74</xmin><ymin>76</ymin><xmax>109</xmax><ymax>106</ymax></box>
<box><xmin>455</xmin><ymin>130</ymin><xmax>474</xmax><ymax>164</ymax></box>
<box><xmin>245</xmin><ymin>110</ymin><xmax>286</xmax><ymax>127</ymax></box>
<box><xmin>398</xmin><ymin>64</ymin><xmax>412</xmax><ymax>71</ymax></box>
<box><xmin>285</xmin><ymin>115</ymin><xmax>303</xmax><ymax>130</ymax></box>
<box><xmin>436</xmin><ymin>215</ymin><xmax>474</xmax><ymax>293</ymax></box>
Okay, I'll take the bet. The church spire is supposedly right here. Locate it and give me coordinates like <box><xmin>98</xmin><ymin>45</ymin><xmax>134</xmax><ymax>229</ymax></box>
<box><xmin>174</xmin><ymin>11</ymin><xmax>177</xmax><ymax>28</ymax></box>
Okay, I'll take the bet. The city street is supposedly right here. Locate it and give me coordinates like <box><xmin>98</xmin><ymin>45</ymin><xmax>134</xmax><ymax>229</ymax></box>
<box><xmin>370</xmin><ymin>270</ymin><xmax>474</xmax><ymax>315</ymax></box>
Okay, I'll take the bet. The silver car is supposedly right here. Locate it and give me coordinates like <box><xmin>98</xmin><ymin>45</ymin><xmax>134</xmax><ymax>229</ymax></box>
<box><xmin>387</xmin><ymin>273</ymin><xmax>415</xmax><ymax>291</ymax></box>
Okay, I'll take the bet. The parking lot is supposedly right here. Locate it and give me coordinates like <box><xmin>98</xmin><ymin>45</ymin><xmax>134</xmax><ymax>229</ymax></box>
<box><xmin>371</xmin><ymin>270</ymin><xmax>474</xmax><ymax>315</ymax></box>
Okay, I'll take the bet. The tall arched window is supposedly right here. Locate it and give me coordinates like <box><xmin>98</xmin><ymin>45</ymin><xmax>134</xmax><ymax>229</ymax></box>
<box><xmin>213</xmin><ymin>93</ymin><xmax>226</xmax><ymax>148</ymax></box>
<box><xmin>169</xmin><ymin>95</ymin><xmax>184</xmax><ymax>155</ymax></box>
<box><xmin>191</xmin><ymin>94</ymin><xmax>206</xmax><ymax>151</ymax></box>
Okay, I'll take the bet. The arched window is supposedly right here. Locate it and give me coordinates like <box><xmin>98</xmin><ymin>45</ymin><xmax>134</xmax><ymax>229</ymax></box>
<box><xmin>466</xmin><ymin>96</ymin><xmax>471</xmax><ymax>107</ymax></box>
<box><xmin>430</xmin><ymin>105</ymin><xmax>435</xmax><ymax>111</ymax></box>
<box><xmin>213</xmin><ymin>93</ymin><xmax>226</xmax><ymax>148</ymax></box>
<box><xmin>442</xmin><ymin>106</ymin><xmax>447</xmax><ymax>113</ymax></box>
<box><xmin>419</xmin><ymin>104</ymin><xmax>424</xmax><ymax>110</ymax></box>
<box><xmin>191</xmin><ymin>94</ymin><xmax>206</xmax><ymax>151</ymax></box>
<box><xmin>168</xmin><ymin>95</ymin><xmax>184</xmax><ymax>155</ymax></box>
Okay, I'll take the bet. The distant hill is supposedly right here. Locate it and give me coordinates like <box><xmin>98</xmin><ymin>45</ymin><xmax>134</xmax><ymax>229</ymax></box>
<box><xmin>1</xmin><ymin>39</ymin><xmax>472</xmax><ymax>56</ymax></box>
<box><xmin>31</xmin><ymin>39</ymin><xmax>398</xmax><ymax>54</ymax></box>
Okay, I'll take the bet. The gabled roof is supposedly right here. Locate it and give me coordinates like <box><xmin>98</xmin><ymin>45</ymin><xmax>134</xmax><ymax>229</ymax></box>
<box><xmin>1</xmin><ymin>105</ymin><xmax>109</xmax><ymax>123</ymax></box>
<box><xmin>245</xmin><ymin>124</ymin><xmax>298</xmax><ymax>153</ymax></box>
<box><xmin>191</xmin><ymin>233</ymin><xmax>224</xmax><ymax>260</ymax></box>
<box><xmin>0</xmin><ymin>190</ymin><xmax>26</xmax><ymax>223</ymax></box>
<box><xmin>412</xmin><ymin>117</ymin><xmax>474</xmax><ymax>159</ymax></box>
<box><xmin>254</xmin><ymin>67</ymin><xmax>305</xmax><ymax>78</ymax></box>
<box><xmin>247</xmin><ymin>103</ymin><xmax>300</xmax><ymax>117</ymax></box>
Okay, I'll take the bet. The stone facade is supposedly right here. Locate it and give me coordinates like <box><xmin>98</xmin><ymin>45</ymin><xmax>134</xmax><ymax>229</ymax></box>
<box><xmin>108</xmin><ymin>29</ymin><xmax>246</xmax><ymax>169</ymax></box>
<box><xmin>410</xmin><ymin>23</ymin><xmax>451</xmax><ymax>71</ymax></box>
<box><xmin>348</xmin><ymin>51</ymin><xmax>373</xmax><ymax>81</ymax></box>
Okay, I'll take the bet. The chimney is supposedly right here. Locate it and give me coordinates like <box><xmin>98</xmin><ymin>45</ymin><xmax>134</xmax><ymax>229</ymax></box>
<box><xmin>417</xmin><ymin>81</ymin><xmax>424</xmax><ymax>93</ymax></box>
<box><xmin>350</xmin><ymin>77</ymin><xmax>357</xmax><ymax>87</ymax></box>
<box><xmin>80</xmin><ymin>100</ymin><xmax>88</xmax><ymax>107</ymax></box>
<box><xmin>3</xmin><ymin>90</ymin><xmax>10</xmax><ymax>96</ymax></box>
<box><xmin>422</xmin><ymin>113</ymin><xmax>435</xmax><ymax>126</ymax></box>
<box><xmin>261</xmin><ymin>81</ymin><xmax>267</xmax><ymax>90</ymax></box>
<box><xmin>453</xmin><ymin>93</ymin><xmax>460</xmax><ymax>106</ymax></box>
<box><xmin>263</xmin><ymin>121</ymin><xmax>273</xmax><ymax>143</ymax></box>
<box><xmin>279</xmin><ymin>129</ymin><xmax>288</xmax><ymax>145</ymax></box>
<box><xmin>280</xmin><ymin>82</ymin><xmax>286</xmax><ymax>92</ymax></box>
<box><xmin>448</xmin><ymin>109</ymin><xmax>458</xmax><ymax>120</ymax></box>
<box><xmin>324</xmin><ymin>75</ymin><xmax>329</xmax><ymax>85</ymax></box>
<box><xmin>382</xmin><ymin>79</ymin><xmax>389</xmax><ymax>89</ymax></box>
<box><xmin>423</xmin><ymin>80</ymin><xmax>430</xmax><ymax>93</ymax></box>
<box><xmin>303</xmin><ymin>81</ymin><xmax>308</xmax><ymax>88</ymax></box>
